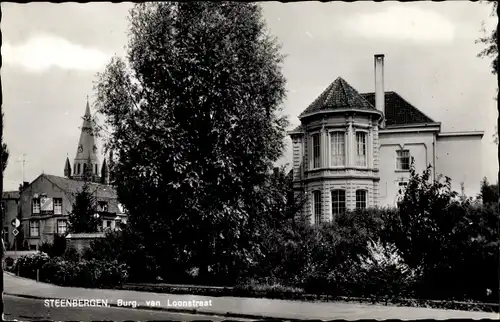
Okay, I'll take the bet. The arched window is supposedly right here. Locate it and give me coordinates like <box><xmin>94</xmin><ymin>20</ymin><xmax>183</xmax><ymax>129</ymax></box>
<box><xmin>95</xmin><ymin>164</ymin><xmax>98</xmax><ymax>175</ymax></box>
<box><xmin>83</xmin><ymin>163</ymin><xmax>87</xmax><ymax>174</ymax></box>
<box><xmin>331</xmin><ymin>190</ymin><xmax>346</xmax><ymax>215</ymax></box>
<box><xmin>73</xmin><ymin>164</ymin><xmax>76</xmax><ymax>174</ymax></box>
<box><xmin>77</xmin><ymin>163</ymin><xmax>81</xmax><ymax>174</ymax></box>
<box><xmin>313</xmin><ymin>190</ymin><xmax>322</xmax><ymax>224</ymax></box>
<box><xmin>355</xmin><ymin>190</ymin><xmax>367</xmax><ymax>209</ymax></box>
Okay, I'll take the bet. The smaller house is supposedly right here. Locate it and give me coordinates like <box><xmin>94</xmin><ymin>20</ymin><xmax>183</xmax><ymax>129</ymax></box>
<box><xmin>19</xmin><ymin>173</ymin><xmax>127</xmax><ymax>250</ymax></box>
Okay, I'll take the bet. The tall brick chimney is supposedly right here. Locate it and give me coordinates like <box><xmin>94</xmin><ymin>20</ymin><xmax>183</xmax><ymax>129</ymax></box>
<box><xmin>374</xmin><ymin>54</ymin><xmax>386</xmax><ymax>128</ymax></box>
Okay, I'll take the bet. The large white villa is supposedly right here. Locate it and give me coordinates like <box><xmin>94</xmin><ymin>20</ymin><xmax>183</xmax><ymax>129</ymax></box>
<box><xmin>288</xmin><ymin>55</ymin><xmax>483</xmax><ymax>224</ymax></box>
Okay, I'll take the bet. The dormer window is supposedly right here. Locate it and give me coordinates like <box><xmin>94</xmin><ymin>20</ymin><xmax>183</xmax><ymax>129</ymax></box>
<box><xmin>312</xmin><ymin>133</ymin><xmax>321</xmax><ymax>169</ymax></box>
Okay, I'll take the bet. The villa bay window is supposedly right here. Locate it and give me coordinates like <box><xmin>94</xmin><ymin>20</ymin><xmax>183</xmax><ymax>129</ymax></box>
<box><xmin>330</xmin><ymin>132</ymin><xmax>345</xmax><ymax>166</ymax></box>
<box><xmin>313</xmin><ymin>190</ymin><xmax>322</xmax><ymax>224</ymax></box>
<box><xmin>355</xmin><ymin>190</ymin><xmax>367</xmax><ymax>209</ymax></box>
<box><xmin>331</xmin><ymin>190</ymin><xmax>346</xmax><ymax>215</ymax></box>
<box><xmin>355</xmin><ymin>132</ymin><xmax>367</xmax><ymax>167</ymax></box>
<box><xmin>312</xmin><ymin>134</ymin><xmax>321</xmax><ymax>169</ymax></box>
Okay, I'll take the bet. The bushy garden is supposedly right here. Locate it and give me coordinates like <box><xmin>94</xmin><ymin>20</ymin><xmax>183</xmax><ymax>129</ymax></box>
<box><xmin>12</xmin><ymin>164</ymin><xmax>499</xmax><ymax>308</ymax></box>
<box><xmin>11</xmin><ymin>234</ymin><xmax>128</xmax><ymax>288</ymax></box>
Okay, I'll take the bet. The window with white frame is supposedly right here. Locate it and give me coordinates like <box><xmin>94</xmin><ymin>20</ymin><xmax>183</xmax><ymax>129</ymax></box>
<box><xmin>355</xmin><ymin>132</ymin><xmax>367</xmax><ymax>167</ymax></box>
<box><xmin>330</xmin><ymin>132</ymin><xmax>345</xmax><ymax>166</ymax></box>
<box><xmin>53</xmin><ymin>198</ymin><xmax>62</xmax><ymax>215</ymax></box>
<box><xmin>313</xmin><ymin>191</ymin><xmax>322</xmax><ymax>224</ymax></box>
<box><xmin>30</xmin><ymin>221</ymin><xmax>40</xmax><ymax>237</ymax></box>
<box><xmin>312</xmin><ymin>134</ymin><xmax>321</xmax><ymax>169</ymax></box>
<box><xmin>32</xmin><ymin>198</ymin><xmax>40</xmax><ymax>214</ymax></box>
<box><xmin>57</xmin><ymin>219</ymin><xmax>67</xmax><ymax>235</ymax></box>
<box><xmin>396</xmin><ymin>150</ymin><xmax>411</xmax><ymax>171</ymax></box>
<box><xmin>355</xmin><ymin>190</ymin><xmax>367</xmax><ymax>209</ymax></box>
<box><xmin>331</xmin><ymin>190</ymin><xmax>346</xmax><ymax>215</ymax></box>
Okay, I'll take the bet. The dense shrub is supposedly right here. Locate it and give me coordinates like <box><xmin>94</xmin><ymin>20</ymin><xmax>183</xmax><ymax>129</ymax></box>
<box><xmin>380</xmin><ymin>162</ymin><xmax>499</xmax><ymax>302</ymax></box>
<box><xmin>39</xmin><ymin>234</ymin><xmax>67</xmax><ymax>258</ymax></box>
<box><xmin>15</xmin><ymin>252</ymin><xmax>50</xmax><ymax>279</ymax></box>
<box><xmin>63</xmin><ymin>246</ymin><xmax>81</xmax><ymax>262</ymax></box>
<box><xmin>233</xmin><ymin>281</ymin><xmax>305</xmax><ymax>299</ymax></box>
<box><xmin>41</xmin><ymin>257</ymin><xmax>79</xmax><ymax>285</ymax></box>
<box><xmin>357</xmin><ymin>239</ymin><xmax>421</xmax><ymax>299</ymax></box>
<box><xmin>40</xmin><ymin>257</ymin><xmax>129</xmax><ymax>287</ymax></box>
<box><xmin>83</xmin><ymin>228</ymin><xmax>155</xmax><ymax>283</ymax></box>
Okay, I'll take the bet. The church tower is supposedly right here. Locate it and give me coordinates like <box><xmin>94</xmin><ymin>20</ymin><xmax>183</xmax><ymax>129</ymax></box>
<box><xmin>69</xmin><ymin>98</ymin><xmax>100</xmax><ymax>183</ymax></box>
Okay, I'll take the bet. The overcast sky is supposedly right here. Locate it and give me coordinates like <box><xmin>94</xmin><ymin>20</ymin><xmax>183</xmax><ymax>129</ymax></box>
<box><xmin>1</xmin><ymin>2</ymin><xmax>497</xmax><ymax>192</ymax></box>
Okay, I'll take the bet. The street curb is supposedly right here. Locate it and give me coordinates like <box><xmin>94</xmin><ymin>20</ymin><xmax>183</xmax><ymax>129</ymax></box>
<box><xmin>4</xmin><ymin>292</ymin><xmax>299</xmax><ymax>321</ymax></box>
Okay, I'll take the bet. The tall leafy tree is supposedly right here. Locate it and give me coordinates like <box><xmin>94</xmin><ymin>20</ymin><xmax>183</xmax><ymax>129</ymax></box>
<box><xmin>67</xmin><ymin>183</ymin><xmax>101</xmax><ymax>234</ymax></box>
<box><xmin>477</xmin><ymin>1</ymin><xmax>499</xmax><ymax>189</ymax></box>
<box><xmin>94</xmin><ymin>2</ymin><xmax>287</xmax><ymax>283</ymax></box>
<box><xmin>477</xmin><ymin>0</ymin><xmax>499</xmax><ymax>305</ymax></box>
<box><xmin>478</xmin><ymin>177</ymin><xmax>499</xmax><ymax>205</ymax></box>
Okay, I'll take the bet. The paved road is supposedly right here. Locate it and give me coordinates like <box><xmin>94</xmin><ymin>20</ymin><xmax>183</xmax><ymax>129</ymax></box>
<box><xmin>4</xmin><ymin>295</ymin><xmax>251</xmax><ymax>321</ymax></box>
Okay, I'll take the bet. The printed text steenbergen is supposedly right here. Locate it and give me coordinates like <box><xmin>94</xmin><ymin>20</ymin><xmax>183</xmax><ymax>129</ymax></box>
<box><xmin>44</xmin><ymin>299</ymin><xmax>109</xmax><ymax>307</ymax></box>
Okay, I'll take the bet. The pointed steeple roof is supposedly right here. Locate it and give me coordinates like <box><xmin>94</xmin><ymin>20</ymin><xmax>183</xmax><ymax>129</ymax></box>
<box><xmin>75</xmin><ymin>97</ymin><xmax>99</xmax><ymax>163</ymax></box>
<box><xmin>64</xmin><ymin>156</ymin><xmax>72</xmax><ymax>177</ymax></box>
<box><xmin>299</xmin><ymin>77</ymin><xmax>375</xmax><ymax>117</ymax></box>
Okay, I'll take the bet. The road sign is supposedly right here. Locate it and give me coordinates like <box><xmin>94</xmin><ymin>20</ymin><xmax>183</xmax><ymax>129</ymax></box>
<box><xmin>12</xmin><ymin>229</ymin><xmax>18</xmax><ymax>237</ymax></box>
<box><xmin>11</xmin><ymin>218</ymin><xmax>20</xmax><ymax>228</ymax></box>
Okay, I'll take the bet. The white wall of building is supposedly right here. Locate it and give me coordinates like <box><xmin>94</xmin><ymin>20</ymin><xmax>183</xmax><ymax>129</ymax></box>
<box><xmin>378</xmin><ymin>129</ymin><xmax>436</xmax><ymax>207</ymax></box>
<box><xmin>436</xmin><ymin>133</ymin><xmax>483</xmax><ymax>198</ymax></box>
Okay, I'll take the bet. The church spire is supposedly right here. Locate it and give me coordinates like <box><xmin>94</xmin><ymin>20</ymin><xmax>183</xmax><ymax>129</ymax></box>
<box><xmin>64</xmin><ymin>155</ymin><xmax>72</xmax><ymax>178</ymax></box>
<box><xmin>72</xmin><ymin>97</ymin><xmax>100</xmax><ymax>182</ymax></box>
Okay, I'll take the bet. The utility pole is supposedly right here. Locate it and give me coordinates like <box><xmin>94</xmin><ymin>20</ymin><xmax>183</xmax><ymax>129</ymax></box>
<box><xmin>16</xmin><ymin>154</ymin><xmax>26</xmax><ymax>183</ymax></box>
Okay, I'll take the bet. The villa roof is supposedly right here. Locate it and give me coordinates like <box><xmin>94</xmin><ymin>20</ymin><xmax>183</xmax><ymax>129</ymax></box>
<box><xmin>291</xmin><ymin>88</ymin><xmax>436</xmax><ymax>133</ymax></box>
<box><xmin>299</xmin><ymin>77</ymin><xmax>376</xmax><ymax>117</ymax></box>
<box><xmin>361</xmin><ymin>91</ymin><xmax>435</xmax><ymax>126</ymax></box>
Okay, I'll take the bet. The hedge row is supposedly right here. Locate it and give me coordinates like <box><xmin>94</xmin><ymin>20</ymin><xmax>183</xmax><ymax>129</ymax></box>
<box><xmin>13</xmin><ymin>252</ymin><xmax>129</xmax><ymax>288</ymax></box>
